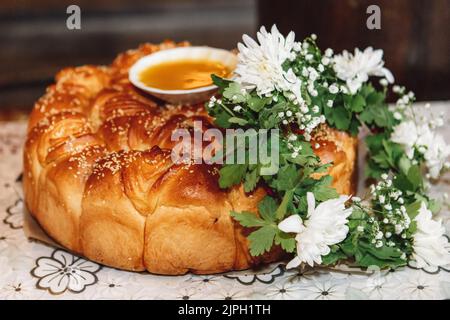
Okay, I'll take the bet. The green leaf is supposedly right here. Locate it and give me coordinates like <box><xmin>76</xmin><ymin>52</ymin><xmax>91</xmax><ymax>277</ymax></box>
<box><xmin>407</xmin><ymin>165</ymin><xmax>423</xmax><ymax>191</ymax></box>
<box><xmin>248</xmin><ymin>96</ymin><xmax>270</xmax><ymax>112</ymax></box>
<box><xmin>211</xmin><ymin>74</ymin><xmax>231</xmax><ymax>91</ymax></box>
<box><xmin>393</xmin><ymin>172</ymin><xmax>414</xmax><ymax>191</ymax></box>
<box><xmin>398</xmin><ymin>155</ymin><xmax>412</xmax><ymax>175</ymax></box>
<box><xmin>365</xmin><ymin>133</ymin><xmax>385</xmax><ymax>153</ymax></box>
<box><xmin>228</xmin><ymin>117</ymin><xmax>248</xmax><ymax>126</ymax></box>
<box><xmin>212</xmin><ymin>109</ymin><xmax>232</xmax><ymax>128</ymax></box>
<box><xmin>356</xmin><ymin>253</ymin><xmax>405</xmax><ymax>269</ymax></box>
<box><xmin>350</xmin><ymin>94</ymin><xmax>366</xmax><ymax>112</ymax></box>
<box><xmin>272</xmin><ymin>164</ymin><xmax>299</xmax><ymax>191</ymax></box>
<box><xmin>219</xmin><ymin>164</ymin><xmax>247</xmax><ymax>188</ymax></box>
<box><xmin>372</xmin><ymin>152</ymin><xmax>390</xmax><ymax>168</ymax></box>
<box><xmin>274</xmin><ymin>232</ymin><xmax>296</xmax><ymax>253</ymax></box>
<box><xmin>360</xmin><ymin>84</ymin><xmax>375</xmax><ymax>98</ymax></box>
<box><xmin>406</xmin><ymin>200</ymin><xmax>421</xmax><ymax>220</ymax></box>
<box><xmin>223</xmin><ymin>82</ymin><xmax>247</xmax><ymax>103</ymax></box>
<box><xmin>365</xmin><ymin>159</ymin><xmax>385</xmax><ymax>179</ymax></box>
<box><xmin>248</xmin><ymin>226</ymin><xmax>277</xmax><ymax>256</ymax></box>
<box><xmin>230</xmin><ymin>211</ymin><xmax>266</xmax><ymax>227</ymax></box>
<box><xmin>348</xmin><ymin>117</ymin><xmax>361</xmax><ymax>136</ymax></box>
<box><xmin>244</xmin><ymin>167</ymin><xmax>259</xmax><ymax>192</ymax></box>
<box><xmin>428</xmin><ymin>199</ymin><xmax>442</xmax><ymax>214</ymax></box>
<box><xmin>312</xmin><ymin>185</ymin><xmax>339</xmax><ymax>202</ymax></box>
<box><xmin>311</xmin><ymin>175</ymin><xmax>339</xmax><ymax>201</ymax></box>
<box><xmin>373</xmin><ymin>106</ymin><xmax>395</xmax><ymax>129</ymax></box>
<box><xmin>332</xmin><ymin>105</ymin><xmax>351</xmax><ymax>130</ymax></box>
<box><xmin>366</xmin><ymin>91</ymin><xmax>385</xmax><ymax>106</ymax></box>
<box><xmin>322</xmin><ymin>247</ymin><xmax>348</xmax><ymax>265</ymax></box>
<box><xmin>408</xmin><ymin>221</ymin><xmax>417</xmax><ymax>234</ymax></box>
<box><xmin>341</xmin><ymin>239</ymin><xmax>357</xmax><ymax>256</ymax></box>
<box><xmin>258</xmin><ymin>196</ymin><xmax>277</xmax><ymax>222</ymax></box>
<box><xmin>276</xmin><ymin>189</ymin><xmax>294</xmax><ymax>220</ymax></box>
<box><xmin>359</xmin><ymin>103</ymin><xmax>395</xmax><ymax>129</ymax></box>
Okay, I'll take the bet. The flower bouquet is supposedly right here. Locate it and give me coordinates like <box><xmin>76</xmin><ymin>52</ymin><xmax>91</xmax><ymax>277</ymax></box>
<box><xmin>207</xmin><ymin>25</ymin><xmax>450</xmax><ymax>270</ymax></box>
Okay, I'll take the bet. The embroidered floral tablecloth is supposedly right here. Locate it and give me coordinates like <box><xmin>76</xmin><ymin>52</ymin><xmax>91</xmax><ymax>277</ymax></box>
<box><xmin>1</xmin><ymin>101</ymin><xmax>449</xmax><ymax>300</ymax></box>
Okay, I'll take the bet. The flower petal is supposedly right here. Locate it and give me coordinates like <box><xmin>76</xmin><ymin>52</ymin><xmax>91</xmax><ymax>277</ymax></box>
<box><xmin>278</xmin><ymin>215</ymin><xmax>304</xmax><ymax>234</ymax></box>
<box><xmin>285</xmin><ymin>256</ymin><xmax>301</xmax><ymax>269</ymax></box>
<box><xmin>306</xmin><ymin>192</ymin><xmax>315</xmax><ymax>218</ymax></box>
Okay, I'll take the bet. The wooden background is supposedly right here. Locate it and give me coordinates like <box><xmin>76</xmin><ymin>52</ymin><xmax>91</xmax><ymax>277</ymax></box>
<box><xmin>0</xmin><ymin>0</ymin><xmax>448</xmax><ymax>119</ymax></box>
<box><xmin>259</xmin><ymin>0</ymin><xmax>450</xmax><ymax>103</ymax></box>
<box><xmin>0</xmin><ymin>0</ymin><xmax>256</xmax><ymax>116</ymax></box>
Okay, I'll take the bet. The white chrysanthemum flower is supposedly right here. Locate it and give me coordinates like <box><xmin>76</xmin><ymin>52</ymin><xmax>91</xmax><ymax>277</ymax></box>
<box><xmin>412</xmin><ymin>202</ymin><xmax>450</xmax><ymax>268</ymax></box>
<box><xmin>333</xmin><ymin>47</ymin><xmax>394</xmax><ymax>94</ymax></box>
<box><xmin>278</xmin><ymin>192</ymin><xmax>353</xmax><ymax>268</ymax></box>
<box><xmin>415</xmin><ymin>127</ymin><xmax>450</xmax><ymax>179</ymax></box>
<box><xmin>391</xmin><ymin>121</ymin><xmax>450</xmax><ymax>178</ymax></box>
<box><xmin>390</xmin><ymin>120</ymin><xmax>418</xmax><ymax>159</ymax></box>
<box><xmin>235</xmin><ymin>25</ymin><xmax>302</xmax><ymax>101</ymax></box>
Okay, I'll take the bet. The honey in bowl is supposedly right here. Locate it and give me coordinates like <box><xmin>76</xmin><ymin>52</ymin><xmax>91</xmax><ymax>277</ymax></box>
<box><xmin>138</xmin><ymin>59</ymin><xmax>231</xmax><ymax>91</ymax></box>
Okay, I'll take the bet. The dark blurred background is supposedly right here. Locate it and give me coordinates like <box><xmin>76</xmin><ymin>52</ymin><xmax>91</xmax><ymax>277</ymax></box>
<box><xmin>0</xmin><ymin>0</ymin><xmax>448</xmax><ymax>119</ymax></box>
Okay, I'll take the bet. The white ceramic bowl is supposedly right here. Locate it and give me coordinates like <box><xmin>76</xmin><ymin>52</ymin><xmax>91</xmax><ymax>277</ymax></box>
<box><xmin>129</xmin><ymin>46</ymin><xmax>237</xmax><ymax>105</ymax></box>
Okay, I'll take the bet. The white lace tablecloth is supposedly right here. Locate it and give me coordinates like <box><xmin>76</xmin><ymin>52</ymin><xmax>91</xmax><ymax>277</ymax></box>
<box><xmin>1</xmin><ymin>101</ymin><xmax>449</xmax><ymax>300</ymax></box>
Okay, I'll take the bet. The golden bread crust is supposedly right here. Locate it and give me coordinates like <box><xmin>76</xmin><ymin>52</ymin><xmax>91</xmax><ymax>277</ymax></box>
<box><xmin>23</xmin><ymin>41</ymin><xmax>358</xmax><ymax>274</ymax></box>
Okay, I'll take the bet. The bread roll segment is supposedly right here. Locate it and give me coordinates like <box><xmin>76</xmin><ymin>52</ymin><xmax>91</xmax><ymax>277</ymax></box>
<box><xmin>23</xmin><ymin>42</ymin><xmax>358</xmax><ymax>274</ymax></box>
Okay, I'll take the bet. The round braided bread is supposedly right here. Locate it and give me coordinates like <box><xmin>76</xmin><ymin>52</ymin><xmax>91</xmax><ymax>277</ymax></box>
<box><xmin>23</xmin><ymin>41</ymin><xmax>358</xmax><ymax>275</ymax></box>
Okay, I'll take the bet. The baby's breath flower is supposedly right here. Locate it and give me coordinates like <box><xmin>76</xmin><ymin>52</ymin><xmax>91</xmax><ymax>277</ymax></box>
<box><xmin>304</xmin><ymin>133</ymin><xmax>311</xmax><ymax>141</ymax></box>
<box><xmin>312</xmin><ymin>105</ymin><xmax>319</xmax><ymax>113</ymax></box>
<box><xmin>308</xmin><ymin>69</ymin><xmax>319</xmax><ymax>81</ymax></box>
<box><xmin>340</xmin><ymin>85</ymin><xmax>349</xmax><ymax>94</ymax></box>
<box><xmin>379</xmin><ymin>78</ymin><xmax>389</xmax><ymax>86</ymax></box>
<box><xmin>321</xmin><ymin>57</ymin><xmax>330</xmax><ymax>65</ymax></box>
<box><xmin>329</xmin><ymin>84</ymin><xmax>339</xmax><ymax>94</ymax></box>
<box><xmin>301</xmin><ymin>67</ymin><xmax>309</xmax><ymax>77</ymax></box>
